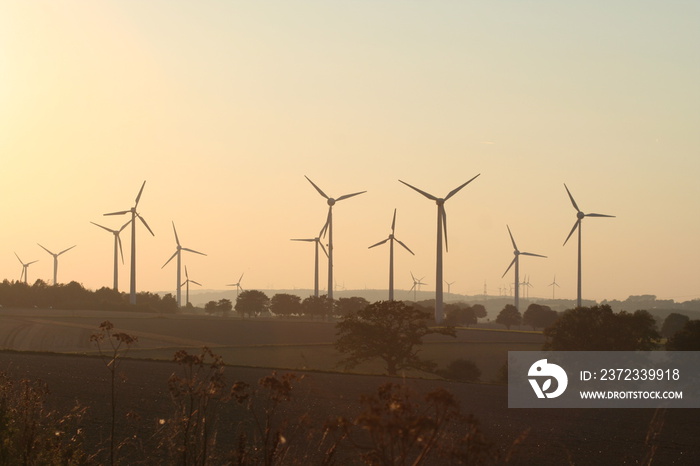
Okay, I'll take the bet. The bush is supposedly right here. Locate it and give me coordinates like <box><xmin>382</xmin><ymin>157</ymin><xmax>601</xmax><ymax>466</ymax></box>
<box><xmin>436</xmin><ymin>359</ymin><xmax>482</xmax><ymax>382</ymax></box>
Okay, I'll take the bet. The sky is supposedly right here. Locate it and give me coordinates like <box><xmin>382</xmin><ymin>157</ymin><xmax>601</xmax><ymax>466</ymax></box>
<box><xmin>0</xmin><ymin>1</ymin><xmax>698</xmax><ymax>303</ymax></box>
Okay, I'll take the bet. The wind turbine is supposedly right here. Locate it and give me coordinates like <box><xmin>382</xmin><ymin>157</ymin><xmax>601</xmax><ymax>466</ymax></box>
<box><xmin>14</xmin><ymin>253</ymin><xmax>38</xmax><ymax>284</ymax></box>
<box><xmin>399</xmin><ymin>175</ymin><xmax>480</xmax><ymax>324</ymax></box>
<box><xmin>181</xmin><ymin>266</ymin><xmax>202</xmax><ymax>308</ymax></box>
<box><xmin>501</xmin><ymin>225</ymin><xmax>546</xmax><ymax>311</ymax></box>
<box><xmin>305</xmin><ymin>176</ymin><xmax>366</xmax><ymax>300</ymax></box>
<box><xmin>408</xmin><ymin>272</ymin><xmax>426</xmax><ymax>302</ymax></box>
<box><xmin>368</xmin><ymin>209</ymin><xmax>414</xmax><ymax>301</ymax></box>
<box><xmin>104</xmin><ymin>181</ymin><xmax>155</xmax><ymax>305</ymax></box>
<box><xmin>445</xmin><ymin>280</ymin><xmax>455</xmax><ymax>294</ymax></box>
<box><xmin>548</xmin><ymin>275</ymin><xmax>560</xmax><ymax>299</ymax></box>
<box><xmin>563</xmin><ymin>184</ymin><xmax>615</xmax><ymax>308</ymax></box>
<box><xmin>37</xmin><ymin>244</ymin><xmax>76</xmax><ymax>285</ymax></box>
<box><xmin>290</xmin><ymin>219</ymin><xmax>329</xmax><ymax>297</ymax></box>
<box><xmin>162</xmin><ymin>222</ymin><xmax>206</xmax><ymax>308</ymax></box>
<box><xmin>227</xmin><ymin>273</ymin><xmax>244</xmax><ymax>299</ymax></box>
<box><xmin>91</xmin><ymin>219</ymin><xmax>132</xmax><ymax>291</ymax></box>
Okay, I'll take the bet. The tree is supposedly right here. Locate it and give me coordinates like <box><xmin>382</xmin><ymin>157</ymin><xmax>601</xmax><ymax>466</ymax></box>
<box><xmin>436</xmin><ymin>358</ymin><xmax>481</xmax><ymax>382</ymax></box>
<box><xmin>235</xmin><ymin>290</ymin><xmax>270</xmax><ymax>318</ymax></box>
<box><xmin>666</xmin><ymin>320</ymin><xmax>700</xmax><ymax>350</ymax></box>
<box><xmin>335</xmin><ymin>296</ymin><xmax>369</xmax><ymax>317</ymax></box>
<box><xmin>444</xmin><ymin>304</ymin><xmax>477</xmax><ymax>327</ymax></box>
<box><xmin>335</xmin><ymin>300</ymin><xmax>455</xmax><ymax>375</ymax></box>
<box><xmin>269</xmin><ymin>293</ymin><xmax>301</xmax><ymax>317</ymax></box>
<box><xmin>523</xmin><ymin>303</ymin><xmax>558</xmax><ymax>330</ymax></box>
<box><xmin>472</xmin><ymin>303</ymin><xmax>487</xmax><ymax>320</ymax></box>
<box><xmin>217</xmin><ymin>298</ymin><xmax>233</xmax><ymax>317</ymax></box>
<box><xmin>301</xmin><ymin>295</ymin><xmax>334</xmax><ymax>320</ymax></box>
<box><xmin>661</xmin><ymin>313</ymin><xmax>690</xmax><ymax>339</ymax></box>
<box><xmin>204</xmin><ymin>301</ymin><xmax>218</xmax><ymax>315</ymax></box>
<box><xmin>544</xmin><ymin>305</ymin><xmax>661</xmax><ymax>351</ymax></box>
<box><xmin>496</xmin><ymin>305</ymin><xmax>521</xmax><ymax>330</ymax></box>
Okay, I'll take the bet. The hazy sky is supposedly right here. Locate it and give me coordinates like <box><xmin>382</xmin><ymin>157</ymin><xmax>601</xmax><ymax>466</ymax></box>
<box><xmin>1</xmin><ymin>1</ymin><xmax>698</xmax><ymax>303</ymax></box>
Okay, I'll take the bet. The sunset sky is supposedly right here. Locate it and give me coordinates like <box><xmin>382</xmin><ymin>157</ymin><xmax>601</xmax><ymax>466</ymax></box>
<box><xmin>1</xmin><ymin>1</ymin><xmax>698</xmax><ymax>304</ymax></box>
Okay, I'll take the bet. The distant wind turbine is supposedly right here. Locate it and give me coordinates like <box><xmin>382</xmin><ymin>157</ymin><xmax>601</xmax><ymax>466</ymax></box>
<box><xmin>104</xmin><ymin>181</ymin><xmax>155</xmax><ymax>305</ymax></box>
<box><xmin>227</xmin><ymin>273</ymin><xmax>244</xmax><ymax>299</ymax></box>
<box><xmin>399</xmin><ymin>175</ymin><xmax>480</xmax><ymax>323</ymax></box>
<box><xmin>305</xmin><ymin>176</ymin><xmax>366</xmax><ymax>300</ymax></box>
<box><xmin>162</xmin><ymin>222</ymin><xmax>206</xmax><ymax>308</ymax></box>
<box><xmin>14</xmin><ymin>253</ymin><xmax>38</xmax><ymax>284</ymax></box>
<box><xmin>91</xmin><ymin>219</ymin><xmax>131</xmax><ymax>291</ymax></box>
<box><xmin>548</xmin><ymin>275</ymin><xmax>560</xmax><ymax>299</ymax></box>
<box><xmin>368</xmin><ymin>209</ymin><xmax>414</xmax><ymax>301</ymax></box>
<box><xmin>290</xmin><ymin>219</ymin><xmax>329</xmax><ymax>297</ymax></box>
<box><xmin>408</xmin><ymin>272</ymin><xmax>426</xmax><ymax>302</ymax></box>
<box><xmin>501</xmin><ymin>225</ymin><xmax>546</xmax><ymax>311</ymax></box>
<box><xmin>563</xmin><ymin>184</ymin><xmax>615</xmax><ymax>308</ymax></box>
<box><xmin>445</xmin><ymin>280</ymin><xmax>455</xmax><ymax>294</ymax></box>
<box><xmin>181</xmin><ymin>266</ymin><xmax>202</xmax><ymax>308</ymax></box>
<box><xmin>37</xmin><ymin>243</ymin><xmax>76</xmax><ymax>285</ymax></box>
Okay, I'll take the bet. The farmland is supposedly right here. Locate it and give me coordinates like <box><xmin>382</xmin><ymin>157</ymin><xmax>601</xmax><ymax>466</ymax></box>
<box><xmin>0</xmin><ymin>308</ymin><xmax>698</xmax><ymax>464</ymax></box>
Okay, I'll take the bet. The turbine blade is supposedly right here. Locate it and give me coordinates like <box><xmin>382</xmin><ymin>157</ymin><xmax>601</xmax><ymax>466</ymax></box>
<box><xmin>104</xmin><ymin>210</ymin><xmax>130</xmax><ymax>216</ymax></box>
<box><xmin>185</xmin><ymin>266</ymin><xmax>189</xmax><ymax>279</ymax></box>
<box><xmin>182</xmin><ymin>247</ymin><xmax>206</xmax><ymax>256</ymax></box>
<box><xmin>563</xmin><ymin>219</ymin><xmax>580</xmax><ymax>246</ymax></box>
<box><xmin>239</xmin><ymin>273</ymin><xmax>244</xmax><ymax>283</ymax></box>
<box><xmin>58</xmin><ymin>245</ymin><xmax>76</xmax><ymax>256</ymax></box>
<box><xmin>91</xmin><ymin>222</ymin><xmax>115</xmax><ymax>233</ymax></box>
<box><xmin>117</xmin><ymin>235</ymin><xmax>124</xmax><ymax>264</ymax></box>
<box><xmin>368</xmin><ymin>238</ymin><xmax>390</xmax><ymax>249</ymax></box>
<box><xmin>37</xmin><ymin>243</ymin><xmax>54</xmax><ymax>255</ymax></box>
<box><xmin>14</xmin><ymin>252</ymin><xmax>23</xmax><ymax>264</ymax></box>
<box><xmin>321</xmin><ymin>209</ymin><xmax>331</xmax><ymax>238</ymax></box>
<box><xmin>585</xmin><ymin>213</ymin><xmax>616</xmax><ymax>218</ymax></box>
<box><xmin>304</xmin><ymin>176</ymin><xmax>329</xmax><ymax>199</ymax></box>
<box><xmin>172</xmin><ymin>221</ymin><xmax>180</xmax><ymax>247</ymax></box>
<box><xmin>441</xmin><ymin>204</ymin><xmax>448</xmax><ymax>252</ymax></box>
<box><xmin>138</xmin><ymin>214</ymin><xmax>155</xmax><ymax>236</ymax></box>
<box><xmin>391</xmin><ymin>208</ymin><xmax>397</xmax><ymax>233</ymax></box>
<box><xmin>119</xmin><ymin>219</ymin><xmax>132</xmax><ymax>232</ymax></box>
<box><xmin>135</xmin><ymin>180</ymin><xmax>146</xmax><ymax>207</ymax></box>
<box><xmin>20</xmin><ymin>268</ymin><xmax>26</xmax><ymax>281</ymax></box>
<box><xmin>501</xmin><ymin>257</ymin><xmax>517</xmax><ymax>278</ymax></box>
<box><xmin>318</xmin><ymin>240</ymin><xmax>329</xmax><ymax>258</ymax></box>
<box><xmin>409</xmin><ymin>283</ymin><xmax>416</xmax><ymax>292</ymax></box>
<box><xmin>398</xmin><ymin>180</ymin><xmax>438</xmax><ymax>201</ymax></box>
<box><xmin>27</xmin><ymin>260</ymin><xmax>39</xmax><ymax>265</ymax></box>
<box><xmin>564</xmin><ymin>183</ymin><xmax>580</xmax><ymax>212</ymax></box>
<box><xmin>191</xmin><ymin>280</ymin><xmax>202</xmax><ymax>286</ymax></box>
<box><xmin>411</xmin><ymin>271</ymin><xmax>416</xmax><ymax>281</ymax></box>
<box><xmin>290</xmin><ymin>238</ymin><xmax>315</xmax><ymax>242</ymax></box>
<box><xmin>520</xmin><ymin>252</ymin><xmax>547</xmax><ymax>258</ymax></box>
<box><xmin>336</xmin><ymin>190</ymin><xmax>366</xmax><ymax>202</ymax></box>
<box><xmin>162</xmin><ymin>251</ymin><xmax>178</xmax><ymax>268</ymax></box>
<box><xmin>506</xmin><ymin>225</ymin><xmax>517</xmax><ymax>250</ymax></box>
<box><xmin>444</xmin><ymin>173</ymin><xmax>480</xmax><ymax>201</ymax></box>
<box><xmin>395</xmin><ymin>238</ymin><xmax>415</xmax><ymax>255</ymax></box>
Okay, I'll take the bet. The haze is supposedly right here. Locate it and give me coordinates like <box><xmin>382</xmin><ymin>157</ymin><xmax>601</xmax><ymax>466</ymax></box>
<box><xmin>1</xmin><ymin>1</ymin><xmax>698</xmax><ymax>303</ymax></box>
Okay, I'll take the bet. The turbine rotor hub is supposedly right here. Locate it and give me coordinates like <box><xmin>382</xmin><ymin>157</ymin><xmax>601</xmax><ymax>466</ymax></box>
<box><xmin>577</xmin><ymin>211</ymin><xmax>585</xmax><ymax>219</ymax></box>
<box><xmin>436</xmin><ymin>198</ymin><xmax>445</xmax><ymax>206</ymax></box>
<box><xmin>327</xmin><ymin>198</ymin><xmax>336</xmax><ymax>206</ymax></box>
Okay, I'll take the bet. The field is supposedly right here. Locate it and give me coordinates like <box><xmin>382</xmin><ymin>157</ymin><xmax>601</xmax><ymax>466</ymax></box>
<box><xmin>0</xmin><ymin>308</ymin><xmax>698</xmax><ymax>464</ymax></box>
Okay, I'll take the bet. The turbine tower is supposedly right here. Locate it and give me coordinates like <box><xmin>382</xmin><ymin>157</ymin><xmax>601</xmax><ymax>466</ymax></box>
<box><xmin>548</xmin><ymin>275</ymin><xmax>560</xmax><ymax>299</ymax></box>
<box><xmin>408</xmin><ymin>272</ymin><xmax>426</xmax><ymax>302</ymax></box>
<box><xmin>181</xmin><ymin>266</ymin><xmax>202</xmax><ymax>308</ymax></box>
<box><xmin>368</xmin><ymin>209</ymin><xmax>415</xmax><ymax>301</ymax></box>
<box><xmin>291</xmin><ymin>219</ymin><xmax>329</xmax><ymax>297</ymax></box>
<box><xmin>501</xmin><ymin>225</ymin><xmax>546</xmax><ymax>311</ymax></box>
<box><xmin>104</xmin><ymin>181</ymin><xmax>154</xmax><ymax>305</ymax></box>
<box><xmin>162</xmin><ymin>222</ymin><xmax>206</xmax><ymax>308</ymax></box>
<box><xmin>91</xmin><ymin>219</ymin><xmax>131</xmax><ymax>291</ymax></box>
<box><xmin>399</xmin><ymin>175</ymin><xmax>480</xmax><ymax>324</ymax></box>
<box><xmin>37</xmin><ymin>244</ymin><xmax>76</xmax><ymax>285</ymax></box>
<box><xmin>563</xmin><ymin>184</ymin><xmax>615</xmax><ymax>308</ymax></box>
<box><xmin>14</xmin><ymin>253</ymin><xmax>38</xmax><ymax>284</ymax></box>
<box><xmin>305</xmin><ymin>176</ymin><xmax>366</xmax><ymax>300</ymax></box>
<box><xmin>227</xmin><ymin>273</ymin><xmax>244</xmax><ymax>299</ymax></box>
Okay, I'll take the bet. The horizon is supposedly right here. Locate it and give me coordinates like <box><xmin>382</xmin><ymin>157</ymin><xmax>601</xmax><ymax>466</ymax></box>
<box><xmin>1</xmin><ymin>2</ymin><xmax>698</xmax><ymax>304</ymax></box>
